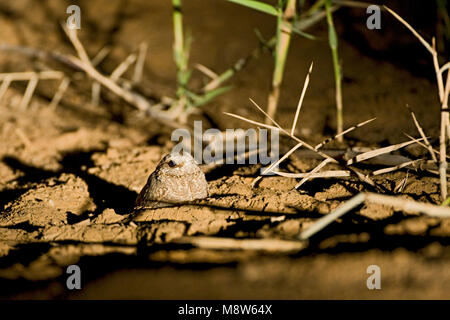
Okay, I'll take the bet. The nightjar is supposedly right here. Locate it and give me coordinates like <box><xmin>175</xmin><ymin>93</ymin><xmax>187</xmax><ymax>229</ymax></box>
<box><xmin>135</xmin><ymin>152</ymin><xmax>208</xmax><ymax>209</ymax></box>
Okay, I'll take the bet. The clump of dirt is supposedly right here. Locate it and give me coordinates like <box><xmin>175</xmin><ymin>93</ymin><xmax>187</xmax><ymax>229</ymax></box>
<box><xmin>1</xmin><ymin>174</ymin><xmax>95</xmax><ymax>227</ymax></box>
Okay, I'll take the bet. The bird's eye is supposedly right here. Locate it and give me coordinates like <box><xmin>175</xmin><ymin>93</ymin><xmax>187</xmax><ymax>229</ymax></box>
<box><xmin>168</xmin><ymin>160</ymin><xmax>176</xmax><ymax>167</ymax></box>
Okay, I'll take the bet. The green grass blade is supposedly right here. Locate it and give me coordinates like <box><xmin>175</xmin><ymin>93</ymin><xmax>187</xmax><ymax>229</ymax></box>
<box><xmin>188</xmin><ymin>86</ymin><xmax>232</xmax><ymax>107</ymax></box>
<box><xmin>442</xmin><ymin>196</ymin><xmax>450</xmax><ymax>206</ymax></box>
<box><xmin>325</xmin><ymin>0</ymin><xmax>343</xmax><ymax>140</ymax></box>
<box><xmin>227</xmin><ymin>0</ymin><xmax>278</xmax><ymax>16</ymax></box>
<box><xmin>204</xmin><ymin>4</ymin><xmax>329</xmax><ymax>94</ymax></box>
<box><xmin>291</xmin><ymin>26</ymin><xmax>317</xmax><ymax>40</ymax></box>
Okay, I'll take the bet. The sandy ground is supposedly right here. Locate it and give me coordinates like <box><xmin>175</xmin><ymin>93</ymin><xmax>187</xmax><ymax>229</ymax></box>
<box><xmin>0</xmin><ymin>0</ymin><xmax>450</xmax><ymax>299</ymax></box>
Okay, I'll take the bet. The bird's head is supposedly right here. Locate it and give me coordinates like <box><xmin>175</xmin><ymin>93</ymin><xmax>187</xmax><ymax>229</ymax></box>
<box><xmin>156</xmin><ymin>151</ymin><xmax>200</xmax><ymax>176</ymax></box>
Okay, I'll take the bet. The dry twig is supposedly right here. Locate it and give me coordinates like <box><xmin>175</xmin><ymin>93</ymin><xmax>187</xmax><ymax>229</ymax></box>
<box><xmin>408</xmin><ymin>106</ymin><xmax>437</xmax><ymax>162</ymax></box>
<box><xmin>299</xmin><ymin>192</ymin><xmax>450</xmax><ymax>240</ymax></box>
<box><xmin>173</xmin><ymin>236</ymin><xmax>307</xmax><ymax>252</ymax></box>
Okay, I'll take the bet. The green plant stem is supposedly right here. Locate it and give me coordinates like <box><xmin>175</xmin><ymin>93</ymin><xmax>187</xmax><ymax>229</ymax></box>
<box><xmin>305</xmin><ymin>0</ymin><xmax>325</xmax><ymax>16</ymax></box>
<box><xmin>203</xmin><ymin>7</ymin><xmax>332</xmax><ymax>93</ymax></box>
<box><xmin>441</xmin><ymin>196</ymin><xmax>450</xmax><ymax>206</ymax></box>
<box><xmin>325</xmin><ymin>0</ymin><xmax>343</xmax><ymax>141</ymax></box>
<box><xmin>203</xmin><ymin>37</ymin><xmax>275</xmax><ymax>93</ymax></box>
<box><xmin>204</xmin><ymin>3</ymin><xmax>335</xmax><ymax>96</ymax></box>
<box><xmin>172</xmin><ymin>0</ymin><xmax>188</xmax><ymax>109</ymax></box>
<box><xmin>266</xmin><ymin>0</ymin><xmax>296</xmax><ymax>124</ymax></box>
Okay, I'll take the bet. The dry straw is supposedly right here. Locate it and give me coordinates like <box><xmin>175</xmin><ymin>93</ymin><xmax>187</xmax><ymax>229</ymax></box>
<box><xmin>299</xmin><ymin>192</ymin><xmax>450</xmax><ymax>240</ymax></box>
<box><xmin>407</xmin><ymin>106</ymin><xmax>438</xmax><ymax>163</ymax></box>
<box><xmin>174</xmin><ymin>236</ymin><xmax>307</xmax><ymax>252</ymax></box>
<box><xmin>0</xmin><ymin>71</ymin><xmax>64</xmax><ymax>109</ymax></box>
<box><xmin>225</xmin><ymin>60</ymin><xmax>424</xmax><ymax>191</ymax></box>
<box><xmin>385</xmin><ymin>6</ymin><xmax>450</xmax><ymax>200</ymax></box>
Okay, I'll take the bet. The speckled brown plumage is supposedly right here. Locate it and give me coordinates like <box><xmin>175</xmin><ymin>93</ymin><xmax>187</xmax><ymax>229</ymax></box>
<box><xmin>135</xmin><ymin>152</ymin><xmax>208</xmax><ymax>209</ymax></box>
